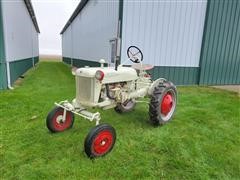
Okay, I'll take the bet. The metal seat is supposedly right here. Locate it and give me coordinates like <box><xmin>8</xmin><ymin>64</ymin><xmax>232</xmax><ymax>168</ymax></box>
<box><xmin>131</xmin><ymin>64</ymin><xmax>154</xmax><ymax>71</ymax></box>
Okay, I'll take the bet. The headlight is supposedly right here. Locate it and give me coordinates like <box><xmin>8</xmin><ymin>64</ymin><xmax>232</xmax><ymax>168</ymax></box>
<box><xmin>95</xmin><ymin>70</ymin><xmax>104</xmax><ymax>81</ymax></box>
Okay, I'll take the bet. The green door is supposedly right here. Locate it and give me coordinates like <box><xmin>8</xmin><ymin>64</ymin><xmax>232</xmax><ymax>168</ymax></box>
<box><xmin>199</xmin><ymin>0</ymin><xmax>240</xmax><ymax>85</ymax></box>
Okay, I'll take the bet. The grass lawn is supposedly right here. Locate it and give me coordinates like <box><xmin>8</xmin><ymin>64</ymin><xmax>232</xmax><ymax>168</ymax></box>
<box><xmin>1</xmin><ymin>61</ymin><xmax>239</xmax><ymax>179</ymax></box>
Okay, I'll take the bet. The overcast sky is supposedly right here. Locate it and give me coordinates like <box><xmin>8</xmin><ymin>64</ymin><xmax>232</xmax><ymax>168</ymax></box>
<box><xmin>32</xmin><ymin>0</ymin><xmax>80</xmax><ymax>56</ymax></box>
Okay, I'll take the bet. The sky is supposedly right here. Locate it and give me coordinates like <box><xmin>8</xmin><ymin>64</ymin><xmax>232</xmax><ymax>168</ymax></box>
<box><xmin>32</xmin><ymin>0</ymin><xmax>80</xmax><ymax>56</ymax></box>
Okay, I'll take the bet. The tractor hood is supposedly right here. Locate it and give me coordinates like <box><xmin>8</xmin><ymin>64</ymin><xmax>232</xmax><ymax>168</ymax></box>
<box><xmin>75</xmin><ymin>66</ymin><xmax>138</xmax><ymax>83</ymax></box>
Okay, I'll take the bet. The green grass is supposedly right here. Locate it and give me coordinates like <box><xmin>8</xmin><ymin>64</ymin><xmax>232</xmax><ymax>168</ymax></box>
<box><xmin>1</xmin><ymin>62</ymin><xmax>239</xmax><ymax>179</ymax></box>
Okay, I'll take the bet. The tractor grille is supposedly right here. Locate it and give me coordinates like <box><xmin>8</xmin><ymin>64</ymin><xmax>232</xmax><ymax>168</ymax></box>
<box><xmin>76</xmin><ymin>76</ymin><xmax>94</xmax><ymax>103</ymax></box>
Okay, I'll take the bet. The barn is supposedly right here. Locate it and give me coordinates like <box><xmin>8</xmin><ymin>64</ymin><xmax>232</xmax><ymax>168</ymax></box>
<box><xmin>0</xmin><ymin>0</ymin><xmax>40</xmax><ymax>89</ymax></box>
<box><xmin>61</xmin><ymin>0</ymin><xmax>239</xmax><ymax>85</ymax></box>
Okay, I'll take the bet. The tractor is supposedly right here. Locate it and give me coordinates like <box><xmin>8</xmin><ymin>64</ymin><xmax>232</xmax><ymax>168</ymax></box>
<box><xmin>46</xmin><ymin>46</ymin><xmax>177</xmax><ymax>158</ymax></box>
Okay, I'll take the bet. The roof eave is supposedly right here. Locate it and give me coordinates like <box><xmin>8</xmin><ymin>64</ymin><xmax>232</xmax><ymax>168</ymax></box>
<box><xmin>23</xmin><ymin>0</ymin><xmax>40</xmax><ymax>33</ymax></box>
<box><xmin>60</xmin><ymin>0</ymin><xmax>89</xmax><ymax>35</ymax></box>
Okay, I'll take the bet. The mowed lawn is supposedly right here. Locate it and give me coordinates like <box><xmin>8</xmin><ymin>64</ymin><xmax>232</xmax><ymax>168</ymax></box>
<box><xmin>1</xmin><ymin>62</ymin><xmax>239</xmax><ymax>179</ymax></box>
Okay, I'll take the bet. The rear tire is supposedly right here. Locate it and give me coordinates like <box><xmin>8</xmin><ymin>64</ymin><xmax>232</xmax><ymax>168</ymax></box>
<box><xmin>84</xmin><ymin>124</ymin><xmax>116</xmax><ymax>158</ymax></box>
<box><xmin>149</xmin><ymin>81</ymin><xmax>177</xmax><ymax>126</ymax></box>
<box><xmin>114</xmin><ymin>99</ymin><xmax>136</xmax><ymax>113</ymax></box>
<box><xmin>46</xmin><ymin>107</ymin><xmax>74</xmax><ymax>132</ymax></box>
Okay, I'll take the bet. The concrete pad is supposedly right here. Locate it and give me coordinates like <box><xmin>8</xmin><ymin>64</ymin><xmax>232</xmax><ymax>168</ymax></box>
<box><xmin>39</xmin><ymin>55</ymin><xmax>61</xmax><ymax>61</ymax></box>
<box><xmin>212</xmin><ymin>85</ymin><xmax>240</xmax><ymax>95</ymax></box>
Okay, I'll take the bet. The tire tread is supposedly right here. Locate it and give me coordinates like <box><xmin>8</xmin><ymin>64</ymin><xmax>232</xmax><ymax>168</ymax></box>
<box><xmin>149</xmin><ymin>81</ymin><xmax>177</xmax><ymax>126</ymax></box>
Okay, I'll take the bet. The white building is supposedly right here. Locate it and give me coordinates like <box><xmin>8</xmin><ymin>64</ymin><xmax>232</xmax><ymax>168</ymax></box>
<box><xmin>61</xmin><ymin>0</ymin><xmax>239</xmax><ymax>85</ymax></box>
<box><xmin>0</xmin><ymin>0</ymin><xmax>40</xmax><ymax>89</ymax></box>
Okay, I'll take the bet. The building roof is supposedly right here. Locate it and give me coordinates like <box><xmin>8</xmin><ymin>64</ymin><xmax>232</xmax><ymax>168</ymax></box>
<box><xmin>23</xmin><ymin>0</ymin><xmax>40</xmax><ymax>33</ymax></box>
<box><xmin>60</xmin><ymin>0</ymin><xmax>89</xmax><ymax>34</ymax></box>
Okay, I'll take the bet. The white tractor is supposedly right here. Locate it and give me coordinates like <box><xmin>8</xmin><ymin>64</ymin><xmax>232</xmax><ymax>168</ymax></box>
<box><xmin>46</xmin><ymin>46</ymin><xmax>177</xmax><ymax>158</ymax></box>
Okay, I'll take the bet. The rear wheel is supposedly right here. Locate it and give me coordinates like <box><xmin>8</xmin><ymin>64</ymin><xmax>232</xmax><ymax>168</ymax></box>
<box><xmin>84</xmin><ymin>124</ymin><xmax>116</xmax><ymax>158</ymax></box>
<box><xmin>46</xmin><ymin>107</ymin><xmax>74</xmax><ymax>132</ymax></box>
<box><xmin>114</xmin><ymin>99</ymin><xmax>136</xmax><ymax>113</ymax></box>
<box><xmin>149</xmin><ymin>81</ymin><xmax>177</xmax><ymax>126</ymax></box>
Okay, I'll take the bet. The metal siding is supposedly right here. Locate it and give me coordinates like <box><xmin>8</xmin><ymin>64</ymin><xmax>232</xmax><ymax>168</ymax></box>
<box><xmin>62</xmin><ymin>25</ymin><xmax>72</xmax><ymax>58</ymax></box>
<box><xmin>32</xmin><ymin>29</ymin><xmax>39</xmax><ymax>57</ymax></box>
<box><xmin>148</xmin><ymin>66</ymin><xmax>199</xmax><ymax>85</ymax></box>
<box><xmin>31</xmin><ymin>22</ymin><xmax>39</xmax><ymax>58</ymax></box>
<box><xmin>1</xmin><ymin>1</ymin><xmax>39</xmax><ymax>86</ymax></box>
<box><xmin>2</xmin><ymin>0</ymin><xmax>39</xmax><ymax>62</ymax></box>
<box><xmin>62</xmin><ymin>57</ymin><xmax>71</xmax><ymax>65</ymax></box>
<box><xmin>72</xmin><ymin>58</ymin><xmax>103</xmax><ymax>68</ymax></box>
<box><xmin>0</xmin><ymin>1</ymin><xmax>4</xmax><ymax>61</ymax></box>
<box><xmin>69</xmin><ymin>0</ymin><xmax>119</xmax><ymax>63</ymax></box>
<box><xmin>121</xmin><ymin>0</ymin><xmax>207</xmax><ymax>68</ymax></box>
<box><xmin>0</xmin><ymin>0</ymin><xmax>7</xmax><ymax>89</ymax></box>
<box><xmin>9</xmin><ymin>58</ymin><xmax>33</xmax><ymax>84</ymax></box>
<box><xmin>34</xmin><ymin>56</ymin><xmax>39</xmax><ymax>65</ymax></box>
<box><xmin>199</xmin><ymin>0</ymin><xmax>240</xmax><ymax>85</ymax></box>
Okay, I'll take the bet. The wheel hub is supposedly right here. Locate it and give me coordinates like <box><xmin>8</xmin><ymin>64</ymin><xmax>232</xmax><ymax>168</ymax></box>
<box><xmin>52</xmin><ymin>109</ymin><xmax>72</xmax><ymax>131</ymax></box>
<box><xmin>100</xmin><ymin>140</ymin><xmax>106</xmax><ymax>146</ymax></box>
<box><xmin>161</xmin><ymin>93</ymin><xmax>173</xmax><ymax>115</ymax></box>
<box><xmin>56</xmin><ymin>115</ymin><xmax>63</xmax><ymax>124</ymax></box>
<box><xmin>93</xmin><ymin>131</ymin><xmax>113</xmax><ymax>155</ymax></box>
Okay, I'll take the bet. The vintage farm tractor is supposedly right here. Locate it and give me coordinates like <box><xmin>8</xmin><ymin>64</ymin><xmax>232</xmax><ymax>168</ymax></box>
<box><xmin>46</xmin><ymin>46</ymin><xmax>177</xmax><ymax>158</ymax></box>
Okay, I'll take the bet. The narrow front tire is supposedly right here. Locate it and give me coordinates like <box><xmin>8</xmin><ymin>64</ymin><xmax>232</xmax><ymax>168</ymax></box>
<box><xmin>84</xmin><ymin>124</ymin><xmax>116</xmax><ymax>158</ymax></box>
<box><xmin>46</xmin><ymin>107</ymin><xmax>74</xmax><ymax>132</ymax></box>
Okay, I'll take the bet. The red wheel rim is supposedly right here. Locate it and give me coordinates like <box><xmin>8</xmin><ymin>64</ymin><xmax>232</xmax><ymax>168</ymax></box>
<box><xmin>161</xmin><ymin>92</ymin><xmax>173</xmax><ymax>116</ymax></box>
<box><xmin>93</xmin><ymin>130</ymin><xmax>113</xmax><ymax>155</ymax></box>
<box><xmin>53</xmin><ymin>109</ymin><xmax>72</xmax><ymax>131</ymax></box>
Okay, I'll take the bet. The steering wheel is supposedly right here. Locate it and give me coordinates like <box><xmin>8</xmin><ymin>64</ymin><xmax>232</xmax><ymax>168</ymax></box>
<box><xmin>127</xmin><ymin>46</ymin><xmax>143</xmax><ymax>63</ymax></box>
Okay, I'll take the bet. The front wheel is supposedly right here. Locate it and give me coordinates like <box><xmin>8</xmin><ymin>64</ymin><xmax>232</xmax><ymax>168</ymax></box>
<box><xmin>46</xmin><ymin>107</ymin><xmax>74</xmax><ymax>132</ymax></box>
<box><xmin>84</xmin><ymin>124</ymin><xmax>116</xmax><ymax>158</ymax></box>
<box><xmin>149</xmin><ymin>81</ymin><xmax>177</xmax><ymax>126</ymax></box>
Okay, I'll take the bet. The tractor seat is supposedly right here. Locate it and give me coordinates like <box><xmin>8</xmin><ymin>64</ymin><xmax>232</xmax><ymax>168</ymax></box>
<box><xmin>132</xmin><ymin>64</ymin><xmax>154</xmax><ymax>71</ymax></box>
